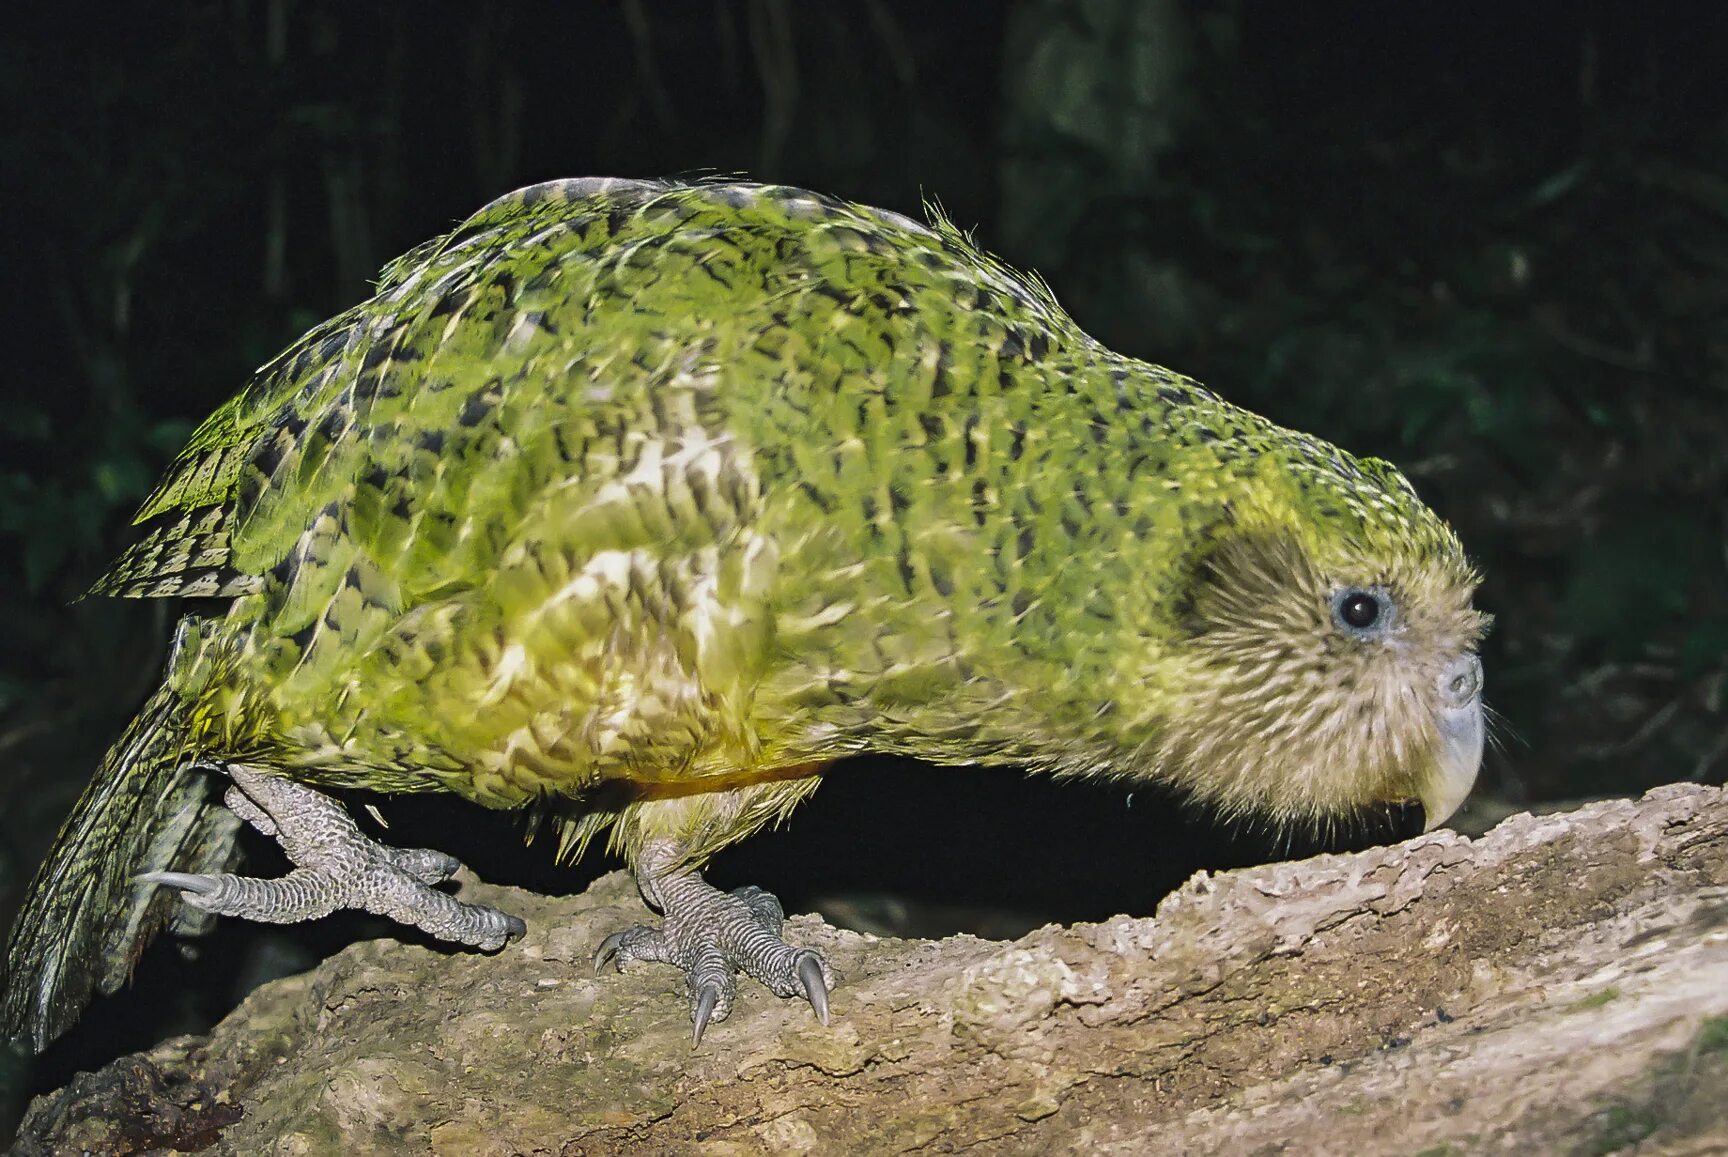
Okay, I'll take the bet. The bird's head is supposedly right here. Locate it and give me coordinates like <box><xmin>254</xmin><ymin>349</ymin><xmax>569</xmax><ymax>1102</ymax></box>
<box><xmin>1137</xmin><ymin>442</ymin><xmax>1489</xmax><ymax>833</ymax></box>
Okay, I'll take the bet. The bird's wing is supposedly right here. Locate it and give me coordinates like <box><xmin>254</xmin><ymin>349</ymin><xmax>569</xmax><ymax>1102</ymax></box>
<box><xmin>87</xmin><ymin>178</ymin><xmax>675</xmax><ymax>601</ymax></box>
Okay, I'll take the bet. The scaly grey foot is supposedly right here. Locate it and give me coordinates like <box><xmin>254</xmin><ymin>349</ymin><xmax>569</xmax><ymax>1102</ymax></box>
<box><xmin>141</xmin><ymin>766</ymin><xmax>525</xmax><ymax>951</ymax></box>
<box><xmin>595</xmin><ymin>845</ymin><xmax>833</xmax><ymax>1044</ymax></box>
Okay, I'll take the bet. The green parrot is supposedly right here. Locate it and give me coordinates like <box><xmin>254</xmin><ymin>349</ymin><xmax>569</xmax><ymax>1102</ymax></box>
<box><xmin>1</xmin><ymin>178</ymin><xmax>1488</xmax><ymax>1050</ymax></box>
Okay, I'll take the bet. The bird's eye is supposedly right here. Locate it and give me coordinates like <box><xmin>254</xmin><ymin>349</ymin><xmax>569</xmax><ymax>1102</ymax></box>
<box><xmin>1340</xmin><ymin>592</ymin><xmax>1379</xmax><ymax>628</ymax></box>
<box><xmin>1332</xmin><ymin>588</ymin><xmax>1390</xmax><ymax>634</ymax></box>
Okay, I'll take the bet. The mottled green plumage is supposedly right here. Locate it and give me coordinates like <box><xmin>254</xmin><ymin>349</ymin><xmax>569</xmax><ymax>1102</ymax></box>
<box><xmin>5</xmin><ymin>178</ymin><xmax>1486</xmax><ymax>1049</ymax></box>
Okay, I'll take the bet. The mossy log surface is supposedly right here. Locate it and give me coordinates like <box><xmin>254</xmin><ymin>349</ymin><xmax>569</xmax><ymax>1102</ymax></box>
<box><xmin>14</xmin><ymin>783</ymin><xmax>1727</xmax><ymax>1155</ymax></box>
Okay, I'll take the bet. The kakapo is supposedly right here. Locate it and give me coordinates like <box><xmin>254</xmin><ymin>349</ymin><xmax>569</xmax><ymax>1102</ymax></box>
<box><xmin>1</xmin><ymin>178</ymin><xmax>1488</xmax><ymax>1049</ymax></box>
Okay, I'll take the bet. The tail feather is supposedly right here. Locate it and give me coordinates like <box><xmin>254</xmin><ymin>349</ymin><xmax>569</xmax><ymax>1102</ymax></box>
<box><xmin>1</xmin><ymin>684</ymin><xmax>241</xmax><ymax>1052</ymax></box>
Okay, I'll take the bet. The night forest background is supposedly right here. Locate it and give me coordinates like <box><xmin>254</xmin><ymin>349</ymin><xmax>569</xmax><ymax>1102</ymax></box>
<box><xmin>4</xmin><ymin>0</ymin><xmax>1727</xmax><ymax>1126</ymax></box>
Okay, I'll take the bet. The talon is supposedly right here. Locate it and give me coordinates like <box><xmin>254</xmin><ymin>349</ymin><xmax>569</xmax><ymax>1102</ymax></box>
<box><xmin>134</xmin><ymin>771</ymin><xmax>521</xmax><ymax>951</ymax></box>
<box><xmin>692</xmin><ymin>982</ymin><xmax>721</xmax><ymax>1046</ymax></box>
<box><xmin>138</xmin><ymin>871</ymin><xmax>218</xmax><ymax>896</ymax></box>
<box><xmin>597</xmin><ymin>867</ymin><xmax>834</xmax><ymax>1036</ymax></box>
<box><xmin>594</xmin><ymin>931</ymin><xmax>627</xmax><ymax>974</ymax></box>
<box><xmin>797</xmin><ymin>954</ymin><xmax>830</xmax><ymax>1026</ymax></box>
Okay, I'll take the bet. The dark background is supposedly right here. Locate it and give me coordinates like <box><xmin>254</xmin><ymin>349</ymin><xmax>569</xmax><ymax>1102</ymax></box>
<box><xmin>4</xmin><ymin>0</ymin><xmax>1726</xmax><ymax>1128</ymax></box>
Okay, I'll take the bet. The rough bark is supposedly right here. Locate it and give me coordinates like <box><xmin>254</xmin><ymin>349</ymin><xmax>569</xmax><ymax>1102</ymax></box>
<box><xmin>13</xmin><ymin>783</ymin><xmax>1728</xmax><ymax>1156</ymax></box>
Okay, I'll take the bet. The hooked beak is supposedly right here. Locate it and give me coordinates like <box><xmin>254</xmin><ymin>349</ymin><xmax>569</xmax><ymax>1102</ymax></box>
<box><xmin>1420</xmin><ymin>653</ymin><xmax>1485</xmax><ymax>831</ymax></box>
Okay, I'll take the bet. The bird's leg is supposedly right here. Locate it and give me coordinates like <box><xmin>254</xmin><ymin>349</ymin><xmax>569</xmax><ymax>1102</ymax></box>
<box><xmin>141</xmin><ymin>765</ymin><xmax>525</xmax><ymax>951</ymax></box>
<box><xmin>594</xmin><ymin>838</ymin><xmax>834</xmax><ymax>1044</ymax></box>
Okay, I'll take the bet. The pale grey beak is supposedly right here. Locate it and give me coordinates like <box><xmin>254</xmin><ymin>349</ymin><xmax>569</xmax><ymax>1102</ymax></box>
<box><xmin>1422</xmin><ymin>653</ymin><xmax>1485</xmax><ymax>831</ymax></box>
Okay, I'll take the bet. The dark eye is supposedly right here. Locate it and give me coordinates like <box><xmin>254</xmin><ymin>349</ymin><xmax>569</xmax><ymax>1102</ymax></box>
<box><xmin>1333</xmin><ymin>588</ymin><xmax>1388</xmax><ymax>633</ymax></box>
<box><xmin>1340</xmin><ymin>592</ymin><xmax>1380</xmax><ymax>628</ymax></box>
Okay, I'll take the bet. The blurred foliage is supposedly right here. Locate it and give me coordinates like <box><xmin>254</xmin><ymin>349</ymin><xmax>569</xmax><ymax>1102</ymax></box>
<box><xmin>1</xmin><ymin>6</ymin><xmax>1726</xmax><ymax>1114</ymax></box>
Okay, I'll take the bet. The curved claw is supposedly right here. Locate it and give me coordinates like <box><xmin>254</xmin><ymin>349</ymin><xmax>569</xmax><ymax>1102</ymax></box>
<box><xmin>138</xmin><ymin>871</ymin><xmax>219</xmax><ymax>896</ymax></box>
<box><xmin>692</xmin><ymin>982</ymin><xmax>722</xmax><ymax>1046</ymax></box>
<box><xmin>501</xmin><ymin>913</ymin><xmax>528</xmax><ymax>942</ymax></box>
<box><xmin>593</xmin><ymin>930</ymin><xmax>628</xmax><ymax>974</ymax></box>
<box><xmin>797</xmin><ymin>954</ymin><xmax>830</xmax><ymax>1026</ymax></box>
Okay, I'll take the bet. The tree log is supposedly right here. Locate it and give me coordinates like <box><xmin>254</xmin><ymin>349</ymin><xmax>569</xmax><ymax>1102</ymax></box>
<box><xmin>13</xmin><ymin>783</ymin><xmax>1727</xmax><ymax>1155</ymax></box>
